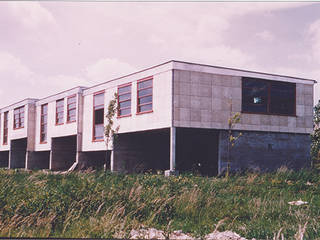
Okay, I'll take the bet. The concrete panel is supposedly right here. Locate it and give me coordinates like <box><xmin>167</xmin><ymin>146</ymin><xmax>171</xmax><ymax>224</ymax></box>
<box><xmin>0</xmin><ymin>151</ymin><xmax>9</xmax><ymax>168</ymax></box>
<box><xmin>27</xmin><ymin>151</ymin><xmax>50</xmax><ymax>170</ymax></box>
<box><xmin>218</xmin><ymin>130</ymin><xmax>311</xmax><ymax>173</ymax></box>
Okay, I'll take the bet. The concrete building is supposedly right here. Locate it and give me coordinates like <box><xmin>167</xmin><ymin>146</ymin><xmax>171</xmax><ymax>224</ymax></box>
<box><xmin>0</xmin><ymin>60</ymin><xmax>316</xmax><ymax>175</ymax></box>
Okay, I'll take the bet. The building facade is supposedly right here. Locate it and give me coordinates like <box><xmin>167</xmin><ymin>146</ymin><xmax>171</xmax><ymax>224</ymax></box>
<box><xmin>0</xmin><ymin>61</ymin><xmax>316</xmax><ymax>175</ymax></box>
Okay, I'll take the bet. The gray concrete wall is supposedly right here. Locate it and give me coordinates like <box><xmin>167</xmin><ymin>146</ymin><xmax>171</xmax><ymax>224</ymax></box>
<box><xmin>218</xmin><ymin>130</ymin><xmax>311</xmax><ymax>173</ymax></box>
<box><xmin>0</xmin><ymin>151</ymin><xmax>9</xmax><ymax>168</ymax></box>
<box><xmin>27</xmin><ymin>103</ymin><xmax>36</xmax><ymax>151</ymax></box>
<box><xmin>9</xmin><ymin>138</ymin><xmax>27</xmax><ymax>169</ymax></box>
<box><xmin>27</xmin><ymin>151</ymin><xmax>50</xmax><ymax>170</ymax></box>
<box><xmin>113</xmin><ymin>129</ymin><xmax>170</xmax><ymax>173</ymax></box>
<box><xmin>173</xmin><ymin>69</ymin><xmax>314</xmax><ymax>134</ymax></box>
<box><xmin>50</xmin><ymin>135</ymin><xmax>77</xmax><ymax>171</ymax></box>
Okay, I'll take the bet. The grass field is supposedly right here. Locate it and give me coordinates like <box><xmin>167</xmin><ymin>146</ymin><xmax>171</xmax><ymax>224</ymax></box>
<box><xmin>0</xmin><ymin>168</ymin><xmax>319</xmax><ymax>239</ymax></box>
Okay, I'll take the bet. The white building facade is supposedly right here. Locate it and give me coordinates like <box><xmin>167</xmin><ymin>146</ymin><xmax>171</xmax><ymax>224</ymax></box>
<box><xmin>0</xmin><ymin>61</ymin><xmax>316</xmax><ymax>175</ymax></box>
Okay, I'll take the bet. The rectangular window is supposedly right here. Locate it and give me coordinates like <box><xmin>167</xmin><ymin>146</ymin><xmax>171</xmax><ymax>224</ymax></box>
<box><xmin>137</xmin><ymin>77</ymin><xmax>153</xmax><ymax>114</ymax></box>
<box><xmin>67</xmin><ymin>95</ymin><xmax>77</xmax><ymax>123</ymax></box>
<box><xmin>118</xmin><ymin>83</ymin><xmax>132</xmax><ymax>117</ymax></box>
<box><xmin>40</xmin><ymin>104</ymin><xmax>48</xmax><ymax>143</ymax></box>
<box><xmin>13</xmin><ymin>106</ymin><xmax>24</xmax><ymax>129</ymax></box>
<box><xmin>56</xmin><ymin>99</ymin><xmax>64</xmax><ymax>125</ymax></box>
<box><xmin>93</xmin><ymin>91</ymin><xmax>104</xmax><ymax>141</ymax></box>
<box><xmin>242</xmin><ymin>77</ymin><xmax>296</xmax><ymax>116</ymax></box>
<box><xmin>3</xmin><ymin>111</ymin><xmax>8</xmax><ymax>145</ymax></box>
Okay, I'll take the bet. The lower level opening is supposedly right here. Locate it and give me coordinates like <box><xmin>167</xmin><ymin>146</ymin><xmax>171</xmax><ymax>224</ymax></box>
<box><xmin>176</xmin><ymin>127</ymin><xmax>219</xmax><ymax>176</ymax></box>
<box><xmin>0</xmin><ymin>151</ymin><xmax>9</xmax><ymax>168</ymax></box>
<box><xmin>10</xmin><ymin>138</ymin><xmax>27</xmax><ymax>169</ymax></box>
<box><xmin>51</xmin><ymin>135</ymin><xmax>77</xmax><ymax>171</ymax></box>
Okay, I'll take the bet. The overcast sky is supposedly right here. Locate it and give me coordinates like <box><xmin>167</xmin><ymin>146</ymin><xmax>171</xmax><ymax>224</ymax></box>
<box><xmin>0</xmin><ymin>2</ymin><xmax>320</xmax><ymax>108</ymax></box>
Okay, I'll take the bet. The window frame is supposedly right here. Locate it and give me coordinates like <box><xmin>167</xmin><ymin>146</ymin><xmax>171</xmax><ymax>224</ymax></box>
<box><xmin>67</xmin><ymin>94</ymin><xmax>77</xmax><ymax>124</ymax></box>
<box><xmin>40</xmin><ymin>104</ymin><xmax>48</xmax><ymax>144</ymax></box>
<box><xmin>136</xmin><ymin>76</ymin><xmax>153</xmax><ymax>115</ymax></box>
<box><xmin>3</xmin><ymin>111</ymin><xmax>8</xmax><ymax>145</ymax></box>
<box><xmin>55</xmin><ymin>98</ymin><xmax>64</xmax><ymax>125</ymax></box>
<box><xmin>13</xmin><ymin>106</ymin><xmax>24</xmax><ymax>130</ymax></box>
<box><xmin>117</xmin><ymin>82</ymin><xmax>132</xmax><ymax>118</ymax></box>
<box><xmin>241</xmin><ymin>77</ymin><xmax>296</xmax><ymax>117</ymax></box>
<box><xmin>92</xmin><ymin>90</ymin><xmax>105</xmax><ymax>142</ymax></box>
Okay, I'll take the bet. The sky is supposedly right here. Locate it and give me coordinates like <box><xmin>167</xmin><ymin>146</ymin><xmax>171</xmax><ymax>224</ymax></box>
<box><xmin>0</xmin><ymin>2</ymin><xmax>320</xmax><ymax>108</ymax></box>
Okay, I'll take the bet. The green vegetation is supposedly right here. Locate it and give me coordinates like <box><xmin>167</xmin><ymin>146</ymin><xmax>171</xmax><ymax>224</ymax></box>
<box><xmin>0</xmin><ymin>169</ymin><xmax>320</xmax><ymax>239</ymax></box>
<box><xmin>311</xmin><ymin>100</ymin><xmax>320</xmax><ymax>169</ymax></box>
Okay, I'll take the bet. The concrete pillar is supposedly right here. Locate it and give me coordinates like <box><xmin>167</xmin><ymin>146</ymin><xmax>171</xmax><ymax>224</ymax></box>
<box><xmin>110</xmin><ymin>150</ymin><xmax>114</xmax><ymax>172</ymax></box>
<box><xmin>165</xmin><ymin>127</ymin><xmax>178</xmax><ymax>176</ymax></box>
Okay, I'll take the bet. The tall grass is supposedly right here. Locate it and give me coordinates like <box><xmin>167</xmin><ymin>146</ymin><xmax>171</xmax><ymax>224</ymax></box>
<box><xmin>0</xmin><ymin>169</ymin><xmax>319</xmax><ymax>239</ymax></box>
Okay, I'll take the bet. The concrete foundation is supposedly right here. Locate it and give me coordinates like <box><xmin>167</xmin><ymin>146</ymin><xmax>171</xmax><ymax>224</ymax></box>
<box><xmin>50</xmin><ymin>135</ymin><xmax>77</xmax><ymax>171</ymax></box>
<box><xmin>0</xmin><ymin>151</ymin><xmax>9</xmax><ymax>168</ymax></box>
<box><xmin>218</xmin><ymin>130</ymin><xmax>312</xmax><ymax>173</ymax></box>
<box><xmin>113</xmin><ymin>128</ymin><xmax>170</xmax><ymax>173</ymax></box>
<box><xmin>175</xmin><ymin>127</ymin><xmax>219</xmax><ymax>176</ymax></box>
<box><xmin>77</xmin><ymin>150</ymin><xmax>110</xmax><ymax>170</ymax></box>
<box><xmin>26</xmin><ymin>151</ymin><xmax>50</xmax><ymax>170</ymax></box>
<box><xmin>9</xmin><ymin>138</ymin><xmax>27</xmax><ymax>169</ymax></box>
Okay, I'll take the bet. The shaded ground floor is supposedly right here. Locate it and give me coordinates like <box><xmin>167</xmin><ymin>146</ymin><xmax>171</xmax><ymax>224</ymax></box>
<box><xmin>0</xmin><ymin>128</ymin><xmax>311</xmax><ymax>175</ymax></box>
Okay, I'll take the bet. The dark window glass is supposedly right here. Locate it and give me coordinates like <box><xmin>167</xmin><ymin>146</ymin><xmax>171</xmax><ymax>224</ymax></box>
<box><xmin>94</xmin><ymin>108</ymin><xmax>104</xmax><ymax>124</ymax></box>
<box><xmin>13</xmin><ymin>106</ymin><xmax>24</xmax><ymax>129</ymax></box>
<box><xmin>242</xmin><ymin>77</ymin><xmax>296</xmax><ymax>116</ymax></box>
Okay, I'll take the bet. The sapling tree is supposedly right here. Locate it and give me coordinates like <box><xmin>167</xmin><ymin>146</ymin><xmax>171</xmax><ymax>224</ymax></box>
<box><xmin>105</xmin><ymin>93</ymin><xmax>120</xmax><ymax>169</ymax></box>
<box><xmin>226</xmin><ymin>100</ymin><xmax>242</xmax><ymax>177</ymax></box>
<box><xmin>311</xmin><ymin>100</ymin><xmax>320</xmax><ymax>169</ymax></box>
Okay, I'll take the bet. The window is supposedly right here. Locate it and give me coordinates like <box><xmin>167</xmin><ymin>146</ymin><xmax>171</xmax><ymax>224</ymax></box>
<box><xmin>118</xmin><ymin>83</ymin><xmax>131</xmax><ymax>117</ymax></box>
<box><xmin>242</xmin><ymin>77</ymin><xmax>296</xmax><ymax>116</ymax></box>
<box><xmin>93</xmin><ymin>91</ymin><xmax>104</xmax><ymax>141</ymax></box>
<box><xmin>3</xmin><ymin>112</ymin><xmax>8</xmax><ymax>145</ymax></box>
<box><xmin>40</xmin><ymin>104</ymin><xmax>48</xmax><ymax>143</ymax></box>
<box><xmin>67</xmin><ymin>95</ymin><xmax>77</xmax><ymax>123</ymax></box>
<box><xmin>13</xmin><ymin>106</ymin><xmax>24</xmax><ymax>129</ymax></box>
<box><xmin>56</xmin><ymin>99</ymin><xmax>64</xmax><ymax>125</ymax></box>
<box><xmin>137</xmin><ymin>77</ymin><xmax>153</xmax><ymax>114</ymax></box>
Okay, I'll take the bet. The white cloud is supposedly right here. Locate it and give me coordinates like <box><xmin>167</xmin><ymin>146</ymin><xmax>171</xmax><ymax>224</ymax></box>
<box><xmin>86</xmin><ymin>58</ymin><xmax>137</xmax><ymax>83</ymax></box>
<box><xmin>6</xmin><ymin>2</ymin><xmax>56</xmax><ymax>29</ymax></box>
<box><xmin>309</xmin><ymin>19</ymin><xmax>320</xmax><ymax>64</ymax></box>
<box><xmin>256</xmin><ymin>30</ymin><xmax>275</xmax><ymax>42</ymax></box>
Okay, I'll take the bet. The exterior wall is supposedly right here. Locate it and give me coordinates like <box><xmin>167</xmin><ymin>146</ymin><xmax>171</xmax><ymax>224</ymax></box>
<box><xmin>82</xmin><ymin>69</ymin><xmax>172</xmax><ymax>152</ymax></box>
<box><xmin>35</xmin><ymin>88</ymin><xmax>83</xmax><ymax>151</ymax></box>
<box><xmin>173</xmin><ymin>69</ymin><xmax>314</xmax><ymax>134</ymax></box>
<box><xmin>218</xmin><ymin>130</ymin><xmax>311</xmax><ymax>173</ymax></box>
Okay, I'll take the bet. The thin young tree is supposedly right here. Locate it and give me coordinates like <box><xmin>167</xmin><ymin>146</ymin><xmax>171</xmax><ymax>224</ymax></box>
<box><xmin>311</xmin><ymin>100</ymin><xmax>320</xmax><ymax>169</ymax></box>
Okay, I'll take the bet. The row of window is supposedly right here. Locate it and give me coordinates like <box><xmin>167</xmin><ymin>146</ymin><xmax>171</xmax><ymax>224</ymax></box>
<box><xmin>1</xmin><ymin>76</ymin><xmax>295</xmax><ymax>145</ymax></box>
<box><xmin>93</xmin><ymin>77</ymin><xmax>154</xmax><ymax>140</ymax></box>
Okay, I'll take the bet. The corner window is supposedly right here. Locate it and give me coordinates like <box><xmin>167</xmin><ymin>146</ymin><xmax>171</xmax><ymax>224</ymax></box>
<box><xmin>13</xmin><ymin>106</ymin><xmax>24</xmax><ymax>129</ymax></box>
<box><xmin>3</xmin><ymin>111</ymin><xmax>8</xmax><ymax>145</ymax></box>
<box><xmin>93</xmin><ymin>92</ymin><xmax>104</xmax><ymax>141</ymax></box>
<box><xmin>137</xmin><ymin>77</ymin><xmax>153</xmax><ymax>114</ymax></box>
<box><xmin>56</xmin><ymin>99</ymin><xmax>64</xmax><ymax>125</ymax></box>
<box><xmin>118</xmin><ymin>83</ymin><xmax>131</xmax><ymax>117</ymax></box>
<box><xmin>40</xmin><ymin>104</ymin><xmax>48</xmax><ymax>143</ymax></box>
<box><xmin>242</xmin><ymin>77</ymin><xmax>295</xmax><ymax>116</ymax></box>
<box><xmin>67</xmin><ymin>95</ymin><xmax>77</xmax><ymax>123</ymax></box>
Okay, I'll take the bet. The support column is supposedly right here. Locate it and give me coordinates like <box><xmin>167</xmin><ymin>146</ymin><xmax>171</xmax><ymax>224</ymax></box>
<box><xmin>165</xmin><ymin>127</ymin><xmax>178</xmax><ymax>176</ymax></box>
<box><xmin>110</xmin><ymin>150</ymin><xmax>114</xmax><ymax>172</ymax></box>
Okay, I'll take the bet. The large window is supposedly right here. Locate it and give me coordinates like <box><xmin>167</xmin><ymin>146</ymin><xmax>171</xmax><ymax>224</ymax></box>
<box><xmin>93</xmin><ymin>91</ymin><xmax>104</xmax><ymax>141</ymax></box>
<box><xmin>13</xmin><ymin>106</ymin><xmax>24</xmax><ymax>129</ymax></box>
<box><xmin>137</xmin><ymin>77</ymin><xmax>153</xmax><ymax>114</ymax></box>
<box><xmin>40</xmin><ymin>104</ymin><xmax>48</xmax><ymax>143</ymax></box>
<box><xmin>67</xmin><ymin>95</ymin><xmax>77</xmax><ymax>123</ymax></box>
<box><xmin>56</xmin><ymin>99</ymin><xmax>64</xmax><ymax>125</ymax></box>
<box><xmin>3</xmin><ymin>112</ymin><xmax>8</xmax><ymax>145</ymax></box>
<box><xmin>118</xmin><ymin>83</ymin><xmax>131</xmax><ymax>117</ymax></box>
<box><xmin>242</xmin><ymin>77</ymin><xmax>296</xmax><ymax>116</ymax></box>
